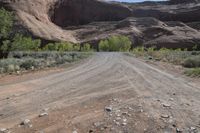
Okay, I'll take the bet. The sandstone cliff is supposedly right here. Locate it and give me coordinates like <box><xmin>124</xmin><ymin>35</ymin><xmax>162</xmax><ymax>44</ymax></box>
<box><xmin>1</xmin><ymin>0</ymin><xmax>200</xmax><ymax>49</ymax></box>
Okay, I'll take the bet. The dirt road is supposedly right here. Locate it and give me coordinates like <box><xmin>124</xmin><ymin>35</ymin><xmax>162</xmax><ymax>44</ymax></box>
<box><xmin>0</xmin><ymin>53</ymin><xmax>200</xmax><ymax>133</ymax></box>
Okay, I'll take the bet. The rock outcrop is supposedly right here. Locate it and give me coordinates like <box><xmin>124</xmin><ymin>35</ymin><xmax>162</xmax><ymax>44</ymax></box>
<box><xmin>1</xmin><ymin>0</ymin><xmax>200</xmax><ymax>49</ymax></box>
<box><xmin>130</xmin><ymin>2</ymin><xmax>200</xmax><ymax>23</ymax></box>
<box><xmin>169</xmin><ymin>0</ymin><xmax>200</xmax><ymax>4</ymax></box>
<box><xmin>50</xmin><ymin>0</ymin><xmax>131</xmax><ymax>27</ymax></box>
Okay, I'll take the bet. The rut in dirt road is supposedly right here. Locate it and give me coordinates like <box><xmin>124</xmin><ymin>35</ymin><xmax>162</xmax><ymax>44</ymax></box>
<box><xmin>0</xmin><ymin>53</ymin><xmax>200</xmax><ymax>133</ymax></box>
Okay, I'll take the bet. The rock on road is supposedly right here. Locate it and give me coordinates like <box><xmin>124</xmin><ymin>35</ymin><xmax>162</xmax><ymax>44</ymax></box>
<box><xmin>0</xmin><ymin>53</ymin><xmax>200</xmax><ymax>133</ymax></box>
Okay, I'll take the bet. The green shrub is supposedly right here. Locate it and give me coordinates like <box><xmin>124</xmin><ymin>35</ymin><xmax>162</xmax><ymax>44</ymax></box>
<box><xmin>99</xmin><ymin>40</ymin><xmax>109</xmax><ymax>51</ymax></box>
<box><xmin>10</xmin><ymin>34</ymin><xmax>41</xmax><ymax>51</ymax></box>
<box><xmin>99</xmin><ymin>35</ymin><xmax>132</xmax><ymax>51</ymax></box>
<box><xmin>0</xmin><ymin>58</ymin><xmax>21</xmax><ymax>73</ymax></box>
<box><xmin>132</xmin><ymin>46</ymin><xmax>146</xmax><ymax>56</ymax></box>
<box><xmin>20</xmin><ymin>58</ymin><xmax>38</xmax><ymax>70</ymax></box>
<box><xmin>182</xmin><ymin>56</ymin><xmax>200</xmax><ymax>68</ymax></box>
<box><xmin>0</xmin><ymin>8</ymin><xmax>13</xmax><ymax>39</ymax></box>
<box><xmin>0</xmin><ymin>52</ymin><xmax>92</xmax><ymax>74</ymax></box>
<box><xmin>43</xmin><ymin>43</ymin><xmax>57</xmax><ymax>51</ymax></box>
<box><xmin>185</xmin><ymin>68</ymin><xmax>200</xmax><ymax>77</ymax></box>
<box><xmin>43</xmin><ymin>42</ymin><xmax>80</xmax><ymax>51</ymax></box>
<box><xmin>82</xmin><ymin>43</ymin><xmax>91</xmax><ymax>51</ymax></box>
<box><xmin>0</xmin><ymin>8</ymin><xmax>13</xmax><ymax>56</ymax></box>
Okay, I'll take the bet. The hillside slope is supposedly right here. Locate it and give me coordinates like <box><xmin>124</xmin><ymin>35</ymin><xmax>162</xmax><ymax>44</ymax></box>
<box><xmin>1</xmin><ymin>0</ymin><xmax>200</xmax><ymax>49</ymax></box>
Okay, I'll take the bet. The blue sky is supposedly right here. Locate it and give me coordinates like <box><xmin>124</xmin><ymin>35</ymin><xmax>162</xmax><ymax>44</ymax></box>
<box><xmin>112</xmin><ymin>0</ymin><xmax>166</xmax><ymax>2</ymax></box>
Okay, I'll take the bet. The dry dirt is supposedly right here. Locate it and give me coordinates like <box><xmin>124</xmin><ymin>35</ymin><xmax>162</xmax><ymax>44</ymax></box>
<box><xmin>0</xmin><ymin>53</ymin><xmax>200</xmax><ymax>133</ymax></box>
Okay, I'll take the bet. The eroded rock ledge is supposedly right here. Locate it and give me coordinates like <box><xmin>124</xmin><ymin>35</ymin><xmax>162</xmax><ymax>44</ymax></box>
<box><xmin>50</xmin><ymin>0</ymin><xmax>132</xmax><ymax>27</ymax></box>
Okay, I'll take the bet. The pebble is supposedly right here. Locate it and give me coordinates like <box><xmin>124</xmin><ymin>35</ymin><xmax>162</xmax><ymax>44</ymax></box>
<box><xmin>116</xmin><ymin>117</ymin><xmax>121</xmax><ymax>120</ymax></box>
<box><xmin>122</xmin><ymin>122</ymin><xmax>127</xmax><ymax>126</ymax></box>
<box><xmin>113</xmin><ymin>98</ymin><xmax>118</xmax><ymax>102</ymax></box>
<box><xmin>89</xmin><ymin>129</ymin><xmax>94</xmax><ymax>133</ymax></box>
<box><xmin>115</xmin><ymin>122</ymin><xmax>120</xmax><ymax>126</ymax></box>
<box><xmin>190</xmin><ymin>127</ymin><xmax>196</xmax><ymax>131</ymax></box>
<box><xmin>176</xmin><ymin>128</ymin><xmax>183</xmax><ymax>133</ymax></box>
<box><xmin>122</xmin><ymin>112</ymin><xmax>128</xmax><ymax>115</ymax></box>
<box><xmin>0</xmin><ymin>128</ymin><xmax>7</xmax><ymax>133</ymax></box>
<box><xmin>21</xmin><ymin>119</ymin><xmax>31</xmax><ymax>125</ymax></box>
<box><xmin>94</xmin><ymin>122</ymin><xmax>102</xmax><ymax>127</ymax></box>
<box><xmin>128</xmin><ymin>107</ymin><xmax>133</xmax><ymax>110</ymax></box>
<box><xmin>161</xmin><ymin>114</ymin><xmax>170</xmax><ymax>118</ymax></box>
<box><xmin>162</xmin><ymin>103</ymin><xmax>171</xmax><ymax>108</ymax></box>
<box><xmin>127</xmin><ymin>114</ymin><xmax>132</xmax><ymax>117</ymax></box>
<box><xmin>16</xmin><ymin>71</ymin><xmax>20</xmax><ymax>75</ymax></box>
<box><xmin>39</xmin><ymin>112</ymin><xmax>48</xmax><ymax>117</ymax></box>
<box><xmin>20</xmin><ymin>119</ymin><xmax>32</xmax><ymax>128</ymax></box>
<box><xmin>169</xmin><ymin>98</ymin><xmax>174</xmax><ymax>101</ymax></box>
<box><xmin>123</xmin><ymin>119</ymin><xmax>127</xmax><ymax>122</ymax></box>
<box><xmin>105</xmin><ymin>106</ymin><xmax>112</xmax><ymax>112</ymax></box>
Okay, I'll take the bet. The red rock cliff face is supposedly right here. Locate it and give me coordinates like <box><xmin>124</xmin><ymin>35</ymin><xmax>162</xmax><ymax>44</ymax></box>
<box><xmin>0</xmin><ymin>0</ymin><xmax>132</xmax><ymax>43</ymax></box>
<box><xmin>50</xmin><ymin>0</ymin><xmax>132</xmax><ymax>27</ymax></box>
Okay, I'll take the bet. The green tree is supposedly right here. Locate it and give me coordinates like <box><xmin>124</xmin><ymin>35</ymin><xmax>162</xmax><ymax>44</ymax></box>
<box><xmin>82</xmin><ymin>43</ymin><xmax>91</xmax><ymax>51</ymax></box>
<box><xmin>99</xmin><ymin>35</ymin><xmax>132</xmax><ymax>51</ymax></box>
<box><xmin>99</xmin><ymin>40</ymin><xmax>109</xmax><ymax>51</ymax></box>
<box><xmin>0</xmin><ymin>8</ymin><xmax>13</xmax><ymax>39</ymax></box>
<box><xmin>0</xmin><ymin>8</ymin><xmax>13</xmax><ymax>56</ymax></box>
<box><xmin>43</xmin><ymin>42</ymin><xmax>76</xmax><ymax>51</ymax></box>
<box><xmin>10</xmin><ymin>34</ymin><xmax>41</xmax><ymax>51</ymax></box>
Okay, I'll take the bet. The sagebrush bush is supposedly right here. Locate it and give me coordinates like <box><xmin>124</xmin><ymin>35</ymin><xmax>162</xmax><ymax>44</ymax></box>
<box><xmin>43</xmin><ymin>42</ymin><xmax>81</xmax><ymax>51</ymax></box>
<box><xmin>0</xmin><ymin>58</ymin><xmax>21</xmax><ymax>73</ymax></box>
<box><xmin>185</xmin><ymin>68</ymin><xmax>200</xmax><ymax>77</ymax></box>
<box><xmin>182</xmin><ymin>56</ymin><xmax>200</xmax><ymax>68</ymax></box>
<box><xmin>99</xmin><ymin>35</ymin><xmax>132</xmax><ymax>51</ymax></box>
<box><xmin>0</xmin><ymin>52</ymin><xmax>92</xmax><ymax>74</ymax></box>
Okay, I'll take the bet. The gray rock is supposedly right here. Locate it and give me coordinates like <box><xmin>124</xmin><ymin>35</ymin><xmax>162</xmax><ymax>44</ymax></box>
<box><xmin>39</xmin><ymin>112</ymin><xmax>48</xmax><ymax>117</ymax></box>
<box><xmin>20</xmin><ymin>119</ymin><xmax>32</xmax><ymax>128</ymax></box>
<box><xmin>94</xmin><ymin>122</ymin><xmax>102</xmax><ymax>127</ymax></box>
<box><xmin>21</xmin><ymin>119</ymin><xmax>31</xmax><ymax>125</ymax></box>
<box><xmin>122</xmin><ymin>122</ymin><xmax>127</xmax><ymax>126</ymax></box>
<box><xmin>122</xmin><ymin>112</ymin><xmax>128</xmax><ymax>115</ymax></box>
<box><xmin>190</xmin><ymin>127</ymin><xmax>196</xmax><ymax>131</ymax></box>
<box><xmin>161</xmin><ymin>114</ymin><xmax>170</xmax><ymax>118</ymax></box>
<box><xmin>0</xmin><ymin>128</ymin><xmax>7</xmax><ymax>133</ymax></box>
<box><xmin>169</xmin><ymin>98</ymin><xmax>174</xmax><ymax>101</ymax></box>
<box><xmin>162</xmin><ymin>103</ymin><xmax>171</xmax><ymax>107</ymax></box>
<box><xmin>105</xmin><ymin>106</ymin><xmax>112</xmax><ymax>112</ymax></box>
<box><xmin>116</xmin><ymin>117</ymin><xmax>121</xmax><ymax>120</ymax></box>
<box><xmin>115</xmin><ymin>122</ymin><xmax>120</xmax><ymax>126</ymax></box>
<box><xmin>176</xmin><ymin>128</ymin><xmax>183</xmax><ymax>133</ymax></box>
